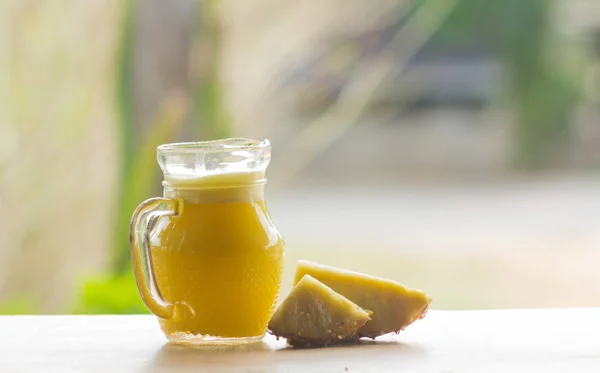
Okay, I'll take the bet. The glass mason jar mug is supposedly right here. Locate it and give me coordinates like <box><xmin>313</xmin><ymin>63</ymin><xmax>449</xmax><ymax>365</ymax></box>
<box><xmin>130</xmin><ymin>139</ymin><xmax>284</xmax><ymax>344</ymax></box>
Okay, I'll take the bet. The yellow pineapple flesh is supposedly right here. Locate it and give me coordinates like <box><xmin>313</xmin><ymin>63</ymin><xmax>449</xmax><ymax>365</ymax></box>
<box><xmin>268</xmin><ymin>275</ymin><xmax>372</xmax><ymax>347</ymax></box>
<box><xmin>293</xmin><ymin>260</ymin><xmax>431</xmax><ymax>338</ymax></box>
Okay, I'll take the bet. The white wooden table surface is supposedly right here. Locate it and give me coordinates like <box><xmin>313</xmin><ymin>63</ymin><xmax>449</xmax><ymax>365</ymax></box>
<box><xmin>1</xmin><ymin>309</ymin><xmax>599</xmax><ymax>373</ymax></box>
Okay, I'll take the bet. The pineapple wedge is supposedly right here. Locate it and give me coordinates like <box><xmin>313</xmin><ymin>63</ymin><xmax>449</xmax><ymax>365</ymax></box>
<box><xmin>268</xmin><ymin>274</ymin><xmax>372</xmax><ymax>347</ymax></box>
<box><xmin>294</xmin><ymin>260</ymin><xmax>431</xmax><ymax>338</ymax></box>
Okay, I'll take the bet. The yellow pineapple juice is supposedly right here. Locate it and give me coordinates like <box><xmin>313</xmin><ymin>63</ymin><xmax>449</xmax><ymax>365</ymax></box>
<box><xmin>150</xmin><ymin>171</ymin><xmax>284</xmax><ymax>339</ymax></box>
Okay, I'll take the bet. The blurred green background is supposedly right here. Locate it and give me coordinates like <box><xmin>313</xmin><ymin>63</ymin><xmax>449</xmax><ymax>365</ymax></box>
<box><xmin>1</xmin><ymin>0</ymin><xmax>599</xmax><ymax>315</ymax></box>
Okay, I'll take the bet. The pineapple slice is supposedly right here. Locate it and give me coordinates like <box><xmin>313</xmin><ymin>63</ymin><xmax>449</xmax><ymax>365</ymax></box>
<box><xmin>294</xmin><ymin>260</ymin><xmax>431</xmax><ymax>338</ymax></box>
<box><xmin>268</xmin><ymin>274</ymin><xmax>372</xmax><ymax>347</ymax></box>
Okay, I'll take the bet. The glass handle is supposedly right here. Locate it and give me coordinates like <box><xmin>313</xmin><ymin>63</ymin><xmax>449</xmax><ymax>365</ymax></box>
<box><xmin>130</xmin><ymin>197</ymin><xmax>180</xmax><ymax>320</ymax></box>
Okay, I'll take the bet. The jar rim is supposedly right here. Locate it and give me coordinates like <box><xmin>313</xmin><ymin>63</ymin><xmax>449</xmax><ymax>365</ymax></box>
<box><xmin>157</xmin><ymin>138</ymin><xmax>271</xmax><ymax>183</ymax></box>
<box><xmin>157</xmin><ymin>138</ymin><xmax>270</xmax><ymax>154</ymax></box>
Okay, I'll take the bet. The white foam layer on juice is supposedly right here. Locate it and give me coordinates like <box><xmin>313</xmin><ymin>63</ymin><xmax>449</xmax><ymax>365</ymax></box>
<box><xmin>163</xmin><ymin>171</ymin><xmax>266</xmax><ymax>203</ymax></box>
<box><xmin>164</xmin><ymin>170</ymin><xmax>266</xmax><ymax>188</ymax></box>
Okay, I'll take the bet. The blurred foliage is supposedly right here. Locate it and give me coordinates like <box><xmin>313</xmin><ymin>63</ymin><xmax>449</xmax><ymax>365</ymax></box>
<box><xmin>0</xmin><ymin>296</ymin><xmax>38</xmax><ymax>315</ymax></box>
<box><xmin>68</xmin><ymin>0</ymin><xmax>584</xmax><ymax>315</ymax></box>
<box><xmin>437</xmin><ymin>0</ymin><xmax>581</xmax><ymax>168</ymax></box>
<box><xmin>113</xmin><ymin>0</ymin><xmax>138</xmax><ymax>275</ymax></box>
<box><xmin>283</xmin><ymin>0</ymin><xmax>582</xmax><ymax>168</ymax></box>
<box><xmin>0</xmin><ymin>0</ymin><xmax>590</xmax><ymax>316</ymax></box>
<box><xmin>74</xmin><ymin>273</ymin><xmax>148</xmax><ymax>314</ymax></box>
<box><xmin>116</xmin><ymin>0</ymin><xmax>136</xmax><ymax>172</ymax></box>
<box><xmin>191</xmin><ymin>0</ymin><xmax>233</xmax><ymax>140</ymax></box>
<box><xmin>498</xmin><ymin>0</ymin><xmax>580</xmax><ymax>168</ymax></box>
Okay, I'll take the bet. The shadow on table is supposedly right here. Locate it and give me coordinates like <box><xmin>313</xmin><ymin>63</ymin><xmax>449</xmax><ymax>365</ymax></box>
<box><xmin>147</xmin><ymin>341</ymin><xmax>276</xmax><ymax>373</ymax></box>
<box><xmin>147</xmin><ymin>337</ymin><xmax>426</xmax><ymax>373</ymax></box>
